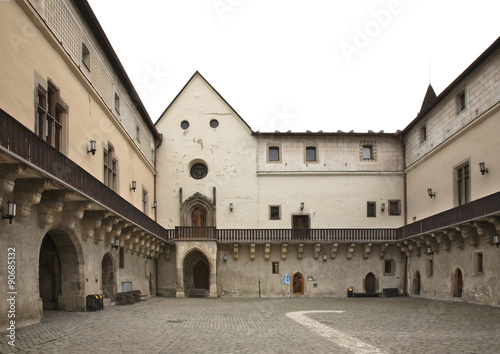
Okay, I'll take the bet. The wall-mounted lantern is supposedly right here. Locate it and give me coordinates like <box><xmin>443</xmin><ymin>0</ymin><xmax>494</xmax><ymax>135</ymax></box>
<box><xmin>494</xmin><ymin>235</ymin><xmax>500</xmax><ymax>248</ymax></box>
<box><xmin>479</xmin><ymin>162</ymin><xmax>488</xmax><ymax>175</ymax></box>
<box><xmin>381</xmin><ymin>203</ymin><xmax>386</xmax><ymax>212</ymax></box>
<box><xmin>426</xmin><ymin>246</ymin><xmax>434</xmax><ymax>256</ymax></box>
<box><xmin>323</xmin><ymin>254</ymin><xmax>327</xmax><ymax>262</ymax></box>
<box><xmin>223</xmin><ymin>254</ymin><xmax>228</xmax><ymax>262</ymax></box>
<box><xmin>2</xmin><ymin>200</ymin><xmax>16</xmax><ymax>224</ymax></box>
<box><xmin>152</xmin><ymin>201</ymin><xmax>157</xmax><ymax>209</ymax></box>
<box><xmin>112</xmin><ymin>237</ymin><xmax>120</xmax><ymax>250</ymax></box>
<box><xmin>427</xmin><ymin>188</ymin><xmax>435</xmax><ymax>198</ymax></box>
<box><xmin>300</xmin><ymin>202</ymin><xmax>304</xmax><ymax>211</ymax></box>
<box><xmin>229</xmin><ymin>203</ymin><xmax>233</xmax><ymax>212</ymax></box>
<box><xmin>87</xmin><ymin>140</ymin><xmax>97</xmax><ymax>155</ymax></box>
<box><xmin>130</xmin><ymin>181</ymin><xmax>137</xmax><ymax>192</ymax></box>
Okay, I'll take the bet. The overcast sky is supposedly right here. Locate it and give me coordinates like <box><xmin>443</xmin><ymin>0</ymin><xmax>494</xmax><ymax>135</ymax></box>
<box><xmin>87</xmin><ymin>0</ymin><xmax>500</xmax><ymax>133</ymax></box>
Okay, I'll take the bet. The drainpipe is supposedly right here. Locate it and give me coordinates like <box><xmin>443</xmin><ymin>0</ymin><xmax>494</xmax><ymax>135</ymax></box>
<box><xmin>398</xmin><ymin>132</ymin><xmax>408</xmax><ymax>226</ymax></box>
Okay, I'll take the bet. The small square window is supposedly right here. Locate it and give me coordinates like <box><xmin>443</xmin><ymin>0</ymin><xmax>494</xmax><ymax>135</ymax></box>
<box><xmin>456</xmin><ymin>90</ymin><xmax>466</xmax><ymax>113</ymax></box>
<box><xmin>270</xmin><ymin>206</ymin><xmax>280</xmax><ymax>220</ymax></box>
<box><xmin>268</xmin><ymin>146</ymin><xmax>280</xmax><ymax>162</ymax></box>
<box><xmin>367</xmin><ymin>202</ymin><xmax>376</xmax><ymax>217</ymax></box>
<box><xmin>306</xmin><ymin>146</ymin><xmax>317</xmax><ymax>162</ymax></box>
<box><xmin>272</xmin><ymin>262</ymin><xmax>279</xmax><ymax>274</ymax></box>
<box><xmin>363</xmin><ymin>145</ymin><xmax>373</xmax><ymax>160</ymax></box>
<box><xmin>419</xmin><ymin>125</ymin><xmax>427</xmax><ymax>144</ymax></box>
<box><xmin>136</xmin><ymin>125</ymin><xmax>141</xmax><ymax>142</ymax></box>
<box><xmin>389</xmin><ymin>200</ymin><xmax>401</xmax><ymax>216</ymax></box>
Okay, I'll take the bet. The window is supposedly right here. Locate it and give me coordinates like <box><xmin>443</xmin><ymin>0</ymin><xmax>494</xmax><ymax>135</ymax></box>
<box><xmin>268</xmin><ymin>146</ymin><xmax>280</xmax><ymax>162</ymax></box>
<box><xmin>427</xmin><ymin>259</ymin><xmax>433</xmax><ymax>277</ymax></box>
<box><xmin>363</xmin><ymin>145</ymin><xmax>373</xmax><ymax>160</ymax></box>
<box><xmin>136</xmin><ymin>125</ymin><xmax>141</xmax><ymax>142</ymax></box>
<box><xmin>305</xmin><ymin>146</ymin><xmax>317</xmax><ymax>162</ymax></box>
<box><xmin>456</xmin><ymin>90</ymin><xmax>466</xmax><ymax>113</ymax></box>
<box><xmin>210</xmin><ymin>119</ymin><xmax>219</xmax><ymax>128</ymax></box>
<box><xmin>181</xmin><ymin>120</ymin><xmax>189</xmax><ymax>130</ymax></box>
<box><xmin>190</xmin><ymin>163</ymin><xmax>208</xmax><ymax>179</ymax></box>
<box><xmin>367</xmin><ymin>202</ymin><xmax>376</xmax><ymax>217</ymax></box>
<box><xmin>119</xmin><ymin>247</ymin><xmax>124</xmax><ymax>269</ymax></box>
<box><xmin>475</xmin><ymin>252</ymin><xmax>484</xmax><ymax>274</ymax></box>
<box><xmin>114</xmin><ymin>93</ymin><xmax>120</xmax><ymax>114</ymax></box>
<box><xmin>384</xmin><ymin>259</ymin><xmax>395</xmax><ymax>275</ymax></box>
<box><xmin>36</xmin><ymin>82</ymin><xmax>65</xmax><ymax>151</ymax></box>
<box><xmin>272</xmin><ymin>262</ymin><xmax>279</xmax><ymax>274</ymax></box>
<box><xmin>82</xmin><ymin>43</ymin><xmax>90</xmax><ymax>70</ymax></box>
<box><xmin>104</xmin><ymin>143</ymin><xmax>117</xmax><ymax>191</ymax></box>
<box><xmin>419</xmin><ymin>125</ymin><xmax>427</xmax><ymax>144</ymax></box>
<box><xmin>456</xmin><ymin>163</ymin><xmax>470</xmax><ymax>205</ymax></box>
<box><xmin>388</xmin><ymin>200</ymin><xmax>401</xmax><ymax>216</ymax></box>
<box><xmin>269</xmin><ymin>206</ymin><xmax>280</xmax><ymax>220</ymax></box>
<box><xmin>142</xmin><ymin>188</ymin><xmax>148</xmax><ymax>214</ymax></box>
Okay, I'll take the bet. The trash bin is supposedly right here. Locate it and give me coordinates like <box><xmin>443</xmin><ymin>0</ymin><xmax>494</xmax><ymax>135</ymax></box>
<box><xmin>86</xmin><ymin>294</ymin><xmax>97</xmax><ymax>311</ymax></box>
<box><xmin>96</xmin><ymin>294</ymin><xmax>103</xmax><ymax>310</ymax></box>
<box><xmin>347</xmin><ymin>288</ymin><xmax>353</xmax><ymax>298</ymax></box>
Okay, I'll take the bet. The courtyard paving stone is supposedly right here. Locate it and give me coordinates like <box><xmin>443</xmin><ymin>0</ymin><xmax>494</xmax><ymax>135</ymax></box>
<box><xmin>1</xmin><ymin>297</ymin><xmax>500</xmax><ymax>353</ymax></box>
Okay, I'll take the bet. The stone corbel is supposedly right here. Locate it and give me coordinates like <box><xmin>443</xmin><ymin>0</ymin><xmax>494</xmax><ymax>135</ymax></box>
<box><xmin>297</xmin><ymin>243</ymin><xmax>304</xmax><ymax>260</ymax></box>
<box><xmin>15</xmin><ymin>179</ymin><xmax>52</xmax><ymax>218</ymax></box>
<box><xmin>120</xmin><ymin>226</ymin><xmax>138</xmax><ymax>246</ymax></box>
<box><xmin>281</xmin><ymin>243</ymin><xmax>288</xmax><ymax>260</ymax></box>
<box><xmin>37</xmin><ymin>190</ymin><xmax>71</xmax><ymax>228</ymax></box>
<box><xmin>81</xmin><ymin>211</ymin><xmax>109</xmax><ymax>241</ymax></box>
<box><xmin>444</xmin><ymin>229</ymin><xmax>463</xmax><ymax>250</ymax></box>
<box><xmin>314</xmin><ymin>243</ymin><xmax>321</xmax><ymax>259</ymax></box>
<box><xmin>0</xmin><ymin>164</ymin><xmax>24</xmax><ymax>205</ymax></box>
<box><xmin>488</xmin><ymin>216</ymin><xmax>500</xmax><ymax>236</ymax></box>
<box><xmin>164</xmin><ymin>244</ymin><xmax>171</xmax><ymax>260</ymax></box>
<box><xmin>263</xmin><ymin>243</ymin><xmax>270</xmax><ymax>260</ymax></box>
<box><xmin>331</xmin><ymin>243</ymin><xmax>338</xmax><ymax>259</ymax></box>
<box><xmin>457</xmin><ymin>224</ymin><xmax>478</xmax><ymax>247</ymax></box>
<box><xmin>473</xmin><ymin>221</ymin><xmax>495</xmax><ymax>244</ymax></box>
<box><xmin>62</xmin><ymin>201</ymin><xmax>92</xmax><ymax>230</ymax></box>
<box><xmin>425</xmin><ymin>237</ymin><xmax>439</xmax><ymax>255</ymax></box>
<box><xmin>94</xmin><ymin>216</ymin><xmax>120</xmax><ymax>244</ymax></box>
<box><xmin>407</xmin><ymin>240</ymin><xmax>420</xmax><ymax>257</ymax></box>
<box><xmin>363</xmin><ymin>243</ymin><xmax>373</xmax><ymax>259</ymax></box>
<box><xmin>105</xmin><ymin>221</ymin><xmax>128</xmax><ymax>247</ymax></box>
<box><xmin>433</xmin><ymin>232</ymin><xmax>450</xmax><ymax>251</ymax></box>
<box><xmin>233</xmin><ymin>243</ymin><xmax>239</xmax><ymax>260</ymax></box>
<box><xmin>249</xmin><ymin>243</ymin><xmax>256</xmax><ymax>260</ymax></box>
<box><xmin>347</xmin><ymin>243</ymin><xmax>355</xmax><ymax>260</ymax></box>
<box><xmin>379</xmin><ymin>243</ymin><xmax>388</xmax><ymax>259</ymax></box>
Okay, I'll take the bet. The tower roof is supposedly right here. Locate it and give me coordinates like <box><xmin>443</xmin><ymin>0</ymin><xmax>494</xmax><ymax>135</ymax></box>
<box><xmin>419</xmin><ymin>84</ymin><xmax>437</xmax><ymax>115</ymax></box>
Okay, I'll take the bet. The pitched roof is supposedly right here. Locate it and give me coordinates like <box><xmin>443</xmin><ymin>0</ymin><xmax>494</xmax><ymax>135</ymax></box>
<box><xmin>419</xmin><ymin>84</ymin><xmax>437</xmax><ymax>115</ymax></box>
<box><xmin>155</xmin><ymin>71</ymin><xmax>253</xmax><ymax>132</ymax></box>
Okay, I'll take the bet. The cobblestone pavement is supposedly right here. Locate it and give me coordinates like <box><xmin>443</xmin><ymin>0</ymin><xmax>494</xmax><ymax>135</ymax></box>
<box><xmin>2</xmin><ymin>297</ymin><xmax>500</xmax><ymax>353</ymax></box>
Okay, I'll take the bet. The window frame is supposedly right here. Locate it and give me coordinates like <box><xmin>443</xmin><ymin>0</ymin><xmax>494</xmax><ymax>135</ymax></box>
<box><xmin>474</xmin><ymin>251</ymin><xmax>484</xmax><ymax>275</ymax></box>
<box><xmin>114</xmin><ymin>93</ymin><xmax>120</xmax><ymax>114</ymax></box>
<box><xmin>272</xmin><ymin>262</ymin><xmax>279</xmax><ymax>274</ymax></box>
<box><xmin>367</xmin><ymin>201</ymin><xmax>376</xmax><ymax>217</ymax></box>
<box><xmin>82</xmin><ymin>42</ymin><xmax>90</xmax><ymax>71</ymax></box>
<box><xmin>456</xmin><ymin>162</ymin><xmax>470</xmax><ymax>206</ymax></box>
<box><xmin>269</xmin><ymin>205</ymin><xmax>281</xmax><ymax>220</ymax></box>
<box><xmin>104</xmin><ymin>142</ymin><xmax>118</xmax><ymax>191</ymax></box>
<box><xmin>456</xmin><ymin>89</ymin><xmax>466</xmax><ymax>114</ymax></box>
<box><xmin>142</xmin><ymin>188</ymin><xmax>148</xmax><ymax>215</ymax></box>
<box><xmin>35</xmin><ymin>81</ymin><xmax>66</xmax><ymax>152</ymax></box>
<box><xmin>305</xmin><ymin>146</ymin><xmax>318</xmax><ymax>163</ymax></box>
<box><xmin>268</xmin><ymin>145</ymin><xmax>281</xmax><ymax>163</ymax></box>
<box><xmin>383</xmin><ymin>259</ymin><xmax>395</xmax><ymax>276</ymax></box>
<box><xmin>388</xmin><ymin>200</ymin><xmax>401</xmax><ymax>216</ymax></box>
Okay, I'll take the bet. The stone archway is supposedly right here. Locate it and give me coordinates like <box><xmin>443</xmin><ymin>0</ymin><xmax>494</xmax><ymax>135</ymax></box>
<box><xmin>183</xmin><ymin>249</ymin><xmax>211</xmax><ymax>297</ymax></box>
<box><xmin>39</xmin><ymin>228</ymin><xmax>84</xmax><ymax>312</ymax></box>
<box><xmin>292</xmin><ymin>272</ymin><xmax>304</xmax><ymax>295</ymax></box>
<box><xmin>180</xmin><ymin>192</ymin><xmax>215</xmax><ymax>227</ymax></box>
<box><xmin>101</xmin><ymin>253</ymin><xmax>116</xmax><ymax>300</ymax></box>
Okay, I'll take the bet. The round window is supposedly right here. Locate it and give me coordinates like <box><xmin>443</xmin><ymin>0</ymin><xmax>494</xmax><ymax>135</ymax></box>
<box><xmin>190</xmin><ymin>163</ymin><xmax>208</xmax><ymax>179</ymax></box>
<box><xmin>181</xmin><ymin>120</ymin><xmax>190</xmax><ymax>130</ymax></box>
<box><xmin>210</xmin><ymin>119</ymin><xmax>219</xmax><ymax>128</ymax></box>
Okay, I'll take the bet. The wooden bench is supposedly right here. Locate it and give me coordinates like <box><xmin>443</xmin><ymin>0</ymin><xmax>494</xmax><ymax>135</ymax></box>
<box><xmin>116</xmin><ymin>291</ymin><xmax>135</xmax><ymax>305</ymax></box>
<box><xmin>133</xmin><ymin>290</ymin><xmax>148</xmax><ymax>301</ymax></box>
<box><xmin>353</xmin><ymin>292</ymin><xmax>381</xmax><ymax>298</ymax></box>
<box><xmin>382</xmin><ymin>288</ymin><xmax>400</xmax><ymax>297</ymax></box>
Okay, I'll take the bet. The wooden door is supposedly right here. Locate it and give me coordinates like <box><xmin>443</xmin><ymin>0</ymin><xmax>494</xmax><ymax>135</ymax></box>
<box><xmin>365</xmin><ymin>273</ymin><xmax>376</xmax><ymax>293</ymax></box>
<box><xmin>192</xmin><ymin>208</ymin><xmax>206</xmax><ymax>226</ymax></box>
<box><xmin>415</xmin><ymin>271</ymin><xmax>421</xmax><ymax>295</ymax></box>
<box><xmin>292</xmin><ymin>215</ymin><xmax>310</xmax><ymax>239</ymax></box>
<box><xmin>293</xmin><ymin>273</ymin><xmax>303</xmax><ymax>294</ymax></box>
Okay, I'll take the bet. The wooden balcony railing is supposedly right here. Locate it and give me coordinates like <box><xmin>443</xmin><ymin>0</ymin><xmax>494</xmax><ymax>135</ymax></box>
<box><xmin>175</xmin><ymin>227</ymin><xmax>217</xmax><ymax>240</ymax></box>
<box><xmin>0</xmin><ymin>109</ymin><xmax>169</xmax><ymax>240</ymax></box>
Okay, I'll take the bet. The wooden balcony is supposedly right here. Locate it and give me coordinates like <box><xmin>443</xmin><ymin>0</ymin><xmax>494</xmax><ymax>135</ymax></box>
<box><xmin>0</xmin><ymin>109</ymin><xmax>168</xmax><ymax>240</ymax></box>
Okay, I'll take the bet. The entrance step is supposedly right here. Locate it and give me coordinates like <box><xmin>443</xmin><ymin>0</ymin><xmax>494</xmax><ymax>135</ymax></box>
<box><xmin>188</xmin><ymin>288</ymin><xmax>209</xmax><ymax>298</ymax></box>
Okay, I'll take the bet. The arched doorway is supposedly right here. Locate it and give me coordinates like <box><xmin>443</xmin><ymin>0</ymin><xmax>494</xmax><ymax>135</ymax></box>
<box><xmin>39</xmin><ymin>234</ymin><xmax>60</xmax><ymax>310</ymax></box>
<box><xmin>101</xmin><ymin>253</ymin><xmax>116</xmax><ymax>300</ymax></box>
<box><xmin>414</xmin><ymin>271</ymin><xmax>421</xmax><ymax>295</ymax></box>
<box><xmin>293</xmin><ymin>273</ymin><xmax>304</xmax><ymax>295</ymax></box>
<box><xmin>454</xmin><ymin>268</ymin><xmax>463</xmax><ymax>297</ymax></box>
<box><xmin>39</xmin><ymin>229</ymin><xmax>84</xmax><ymax>312</ymax></box>
<box><xmin>365</xmin><ymin>272</ymin><xmax>376</xmax><ymax>293</ymax></box>
<box><xmin>183</xmin><ymin>249</ymin><xmax>210</xmax><ymax>297</ymax></box>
